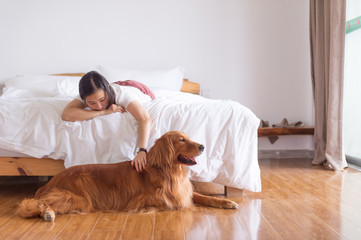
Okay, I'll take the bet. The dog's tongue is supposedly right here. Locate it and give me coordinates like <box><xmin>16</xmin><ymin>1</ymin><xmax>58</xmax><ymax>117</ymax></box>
<box><xmin>184</xmin><ymin>156</ymin><xmax>197</xmax><ymax>164</ymax></box>
<box><xmin>178</xmin><ymin>154</ymin><xmax>197</xmax><ymax>165</ymax></box>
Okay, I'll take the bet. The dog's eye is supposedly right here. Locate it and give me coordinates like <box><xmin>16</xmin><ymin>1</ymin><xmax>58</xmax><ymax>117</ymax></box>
<box><xmin>179</xmin><ymin>138</ymin><xmax>185</xmax><ymax>142</ymax></box>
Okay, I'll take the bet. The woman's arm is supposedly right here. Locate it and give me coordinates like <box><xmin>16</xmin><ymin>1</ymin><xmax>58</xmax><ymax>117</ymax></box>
<box><xmin>126</xmin><ymin>100</ymin><xmax>151</xmax><ymax>172</ymax></box>
<box><xmin>62</xmin><ymin>99</ymin><xmax>125</xmax><ymax>122</ymax></box>
<box><xmin>62</xmin><ymin>99</ymin><xmax>104</xmax><ymax>121</ymax></box>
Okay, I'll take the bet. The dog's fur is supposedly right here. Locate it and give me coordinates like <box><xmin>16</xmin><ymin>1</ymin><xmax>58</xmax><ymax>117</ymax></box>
<box><xmin>16</xmin><ymin>131</ymin><xmax>238</xmax><ymax>222</ymax></box>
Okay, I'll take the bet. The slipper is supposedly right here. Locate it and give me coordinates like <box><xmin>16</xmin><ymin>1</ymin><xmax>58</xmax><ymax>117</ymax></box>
<box><xmin>289</xmin><ymin>121</ymin><xmax>305</xmax><ymax>127</ymax></box>
<box><xmin>272</xmin><ymin>118</ymin><xmax>289</xmax><ymax>128</ymax></box>
<box><xmin>259</xmin><ymin>120</ymin><xmax>270</xmax><ymax>128</ymax></box>
<box><xmin>272</xmin><ymin>118</ymin><xmax>305</xmax><ymax>128</ymax></box>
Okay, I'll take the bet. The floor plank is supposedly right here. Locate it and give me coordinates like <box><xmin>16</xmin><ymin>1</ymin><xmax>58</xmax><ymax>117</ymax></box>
<box><xmin>154</xmin><ymin>211</ymin><xmax>183</xmax><ymax>240</ymax></box>
<box><xmin>121</xmin><ymin>212</ymin><xmax>155</xmax><ymax>240</ymax></box>
<box><xmin>55</xmin><ymin>213</ymin><xmax>101</xmax><ymax>240</ymax></box>
<box><xmin>235</xmin><ymin>199</ymin><xmax>281</xmax><ymax>240</ymax></box>
<box><xmin>182</xmin><ymin>206</ymin><xmax>217</xmax><ymax>240</ymax></box>
<box><xmin>273</xmin><ymin>198</ymin><xmax>343</xmax><ymax>240</ymax></box>
<box><xmin>88</xmin><ymin>212</ymin><xmax>127</xmax><ymax>240</ymax></box>
<box><xmin>253</xmin><ymin>198</ymin><xmax>314</xmax><ymax>240</ymax></box>
<box><xmin>206</xmin><ymin>206</ymin><xmax>250</xmax><ymax>240</ymax></box>
<box><xmin>24</xmin><ymin>215</ymin><xmax>73</xmax><ymax>240</ymax></box>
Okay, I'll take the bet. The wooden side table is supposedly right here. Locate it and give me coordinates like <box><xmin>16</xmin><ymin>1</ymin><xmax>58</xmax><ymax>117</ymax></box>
<box><xmin>258</xmin><ymin>127</ymin><xmax>314</xmax><ymax>137</ymax></box>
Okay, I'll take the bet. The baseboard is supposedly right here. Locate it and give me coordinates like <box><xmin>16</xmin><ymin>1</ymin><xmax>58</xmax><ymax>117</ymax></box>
<box><xmin>258</xmin><ymin>150</ymin><xmax>314</xmax><ymax>159</ymax></box>
<box><xmin>346</xmin><ymin>155</ymin><xmax>361</xmax><ymax>166</ymax></box>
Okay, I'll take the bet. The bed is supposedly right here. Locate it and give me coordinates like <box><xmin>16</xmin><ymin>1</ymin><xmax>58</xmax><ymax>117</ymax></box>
<box><xmin>0</xmin><ymin>66</ymin><xmax>261</xmax><ymax>195</ymax></box>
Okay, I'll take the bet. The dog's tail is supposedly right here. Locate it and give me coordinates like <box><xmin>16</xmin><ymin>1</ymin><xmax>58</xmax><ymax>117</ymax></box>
<box><xmin>16</xmin><ymin>198</ymin><xmax>47</xmax><ymax>219</ymax></box>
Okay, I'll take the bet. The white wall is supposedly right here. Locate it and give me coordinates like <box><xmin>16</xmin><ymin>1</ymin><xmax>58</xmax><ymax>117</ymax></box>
<box><xmin>0</xmin><ymin>0</ymin><xmax>313</xmax><ymax>150</ymax></box>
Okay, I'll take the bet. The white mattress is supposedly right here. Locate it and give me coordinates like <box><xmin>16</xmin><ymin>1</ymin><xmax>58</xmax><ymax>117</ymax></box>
<box><xmin>0</xmin><ymin>87</ymin><xmax>261</xmax><ymax>192</ymax></box>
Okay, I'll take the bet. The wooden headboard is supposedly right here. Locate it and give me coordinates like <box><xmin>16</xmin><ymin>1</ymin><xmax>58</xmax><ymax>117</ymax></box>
<box><xmin>53</xmin><ymin>73</ymin><xmax>200</xmax><ymax>95</ymax></box>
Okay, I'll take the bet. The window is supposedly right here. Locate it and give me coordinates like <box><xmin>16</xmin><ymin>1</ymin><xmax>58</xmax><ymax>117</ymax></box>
<box><xmin>343</xmin><ymin>0</ymin><xmax>361</xmax><ymax>165</ymax></box>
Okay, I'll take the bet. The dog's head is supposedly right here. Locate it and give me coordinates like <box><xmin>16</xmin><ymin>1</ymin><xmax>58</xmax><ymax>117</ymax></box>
<box><xmin>148</xmin><ymin>131</ymin><xmax>204</xmax><ymax>169</ymax></box>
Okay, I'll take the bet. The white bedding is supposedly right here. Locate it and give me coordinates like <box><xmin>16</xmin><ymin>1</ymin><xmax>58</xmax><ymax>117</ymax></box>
<box><xmin>0</xmin><ymin>86</ymin><xmax>261</xmax><ymax>192</ymax></box>
<box><xmin>0</xmin><ymin>148</ymin><xmax>31</xmax><ymax>157</ymax></box>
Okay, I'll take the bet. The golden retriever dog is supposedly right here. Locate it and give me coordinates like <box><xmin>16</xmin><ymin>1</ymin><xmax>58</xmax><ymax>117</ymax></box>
<box><xmin>16</xmin><ymin>131</ymin><xmax>238</xmax><ymax>222</ymax></box>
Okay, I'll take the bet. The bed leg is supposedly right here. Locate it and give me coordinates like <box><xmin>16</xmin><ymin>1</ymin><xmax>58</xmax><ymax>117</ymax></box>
<box><xmin>224</xmin><ymin>186</ymin><xmax>243</xmax><ymax>197</ymax></box>
<box><xmin>38</xmin><ymin>176</ymin><xmax>50</xmax><ymax>185</ymax></box>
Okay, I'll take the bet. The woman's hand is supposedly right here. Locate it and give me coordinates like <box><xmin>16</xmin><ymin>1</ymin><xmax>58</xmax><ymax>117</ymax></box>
<box><xmin>131</xmin><ymin>151</ymin><xmax>147</xmax><ymax>172</ymax></box>
<box><xmin>105</xmin><ymin>104</ymin><xmax>126</xmax><ymax>115</ymax></box>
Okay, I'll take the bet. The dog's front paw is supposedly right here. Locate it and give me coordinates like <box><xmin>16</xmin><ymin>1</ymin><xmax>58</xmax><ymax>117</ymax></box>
<box><xmin>222</xmin><ymin>199</ymin><xmax>239</xmax><ymax>209</ymax></box>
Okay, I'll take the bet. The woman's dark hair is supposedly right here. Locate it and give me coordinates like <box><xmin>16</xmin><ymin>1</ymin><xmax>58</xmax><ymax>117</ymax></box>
<box><xmin>79</xmin><ymin>71</ymin><xmax>115</xmax><ymax>108</ymax></box>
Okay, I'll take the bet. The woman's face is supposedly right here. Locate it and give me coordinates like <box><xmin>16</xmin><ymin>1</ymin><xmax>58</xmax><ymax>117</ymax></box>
<box><xmin>85</xmin><ymin>89</ymin><xmax>108</xmax><ymax>111</ymax></box>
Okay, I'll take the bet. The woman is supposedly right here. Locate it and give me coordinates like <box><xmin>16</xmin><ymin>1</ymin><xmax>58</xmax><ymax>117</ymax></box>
<box><xmin>62</xmin><ymin>71</ymin><xmax>152</xmax><ymax>172</ymax></box>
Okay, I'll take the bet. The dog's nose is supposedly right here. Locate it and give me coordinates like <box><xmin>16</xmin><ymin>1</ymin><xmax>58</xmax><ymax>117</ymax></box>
<box><xmin>199</xmin><ymin>145</ymin><xmax>204</xmax><ymax>152</ymax></box>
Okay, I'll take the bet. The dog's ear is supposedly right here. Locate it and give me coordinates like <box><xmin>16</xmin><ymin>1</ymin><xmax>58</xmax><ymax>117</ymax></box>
<box><xmin>147</xmin><ymin>135</ymin><xmax>175</xmax><ymax>168</ymax></box>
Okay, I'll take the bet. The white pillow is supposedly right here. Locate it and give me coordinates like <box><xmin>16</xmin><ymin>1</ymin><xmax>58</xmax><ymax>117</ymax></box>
<box><xmin>0</xmin><ymin>86</ymin><xmax>40</xmax><ymax>99</ymax></box>
<box><xmin>3</xmin><ymin>75</ymin><xmax>80</xmax><ymax>98</ymax></box>
<box><xmin>95</xmin><ymin>66</ymin><xmax>184</xmax><ymax>92</ymax></box>
<box><xmin>55</xmin><ymin>77</ymin><xmax>80</xmax><ymax>98</ymax></box>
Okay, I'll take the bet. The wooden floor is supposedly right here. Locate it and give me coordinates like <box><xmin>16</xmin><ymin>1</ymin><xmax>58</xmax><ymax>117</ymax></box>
<box><xmin>1</xmin><ymin>158</ymin><xmax>361</xmax><ymax>240</ymax></box>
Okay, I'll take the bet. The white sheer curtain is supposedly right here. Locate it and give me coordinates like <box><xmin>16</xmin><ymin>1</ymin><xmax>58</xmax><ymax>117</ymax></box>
<box><xmin>343</xmin><ymin>0</ymin><xmax>361</xmax><ymax>165</ymax></box>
